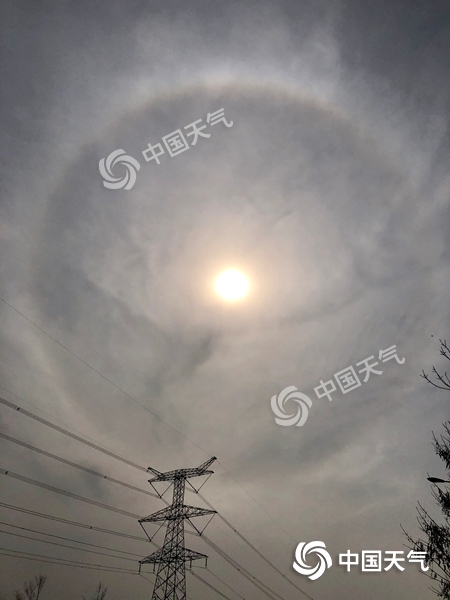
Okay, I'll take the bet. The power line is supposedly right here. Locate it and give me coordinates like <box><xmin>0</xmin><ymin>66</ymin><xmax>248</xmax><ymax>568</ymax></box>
<box><xmin>0</xmin><ymin>547</ymin><xmax>139</xmax><ymax>574</ymax></box>
<box><xmin>202</xmin><ymin>534</ymin><xmax>284</xmax><ymax>600</ymax></box>
<box><xmin>0</xmin><ymin>431</ymin><xmax>158</xmax><ymax>497</ymax></box>
<box><xmin>0</xmin><ymin>297</ymin><xmax>325</xmax><ymax>595</ymax></box>
<box><xmin>199</xmin><ymin>493</ymin><xmax>314</xmax><ymax>600</ymax></box>
<box><xmin>0</xmin><ymin>501</ymin><xmax>147</xmax><ymax>541</ymax></box>
<box><xmin>216</xmin><ymin>461</ymin><xmax>299</xmax><ymax>543</ymax></box>
<box><xmin>0</xmin><ymin>528</ymin><xmax>139</xmax><ymax>562</ymax></box>
<box><xmin>0</xmin><ymin>393</ymin><xmax>313</xmax><ymax>599</ymax></box>
<box><xmin>0</xmin><ymin>394</ymin><xmax>313</xmax><ymax>598</ymax></box>
<box><xmin>145</xmin><ymin>489</ymin><xmax>291</xmax><ymax>600</ymax></box>
<box><xmin>205</xmin><ymin>569</ymin><xmax>246</xmax><ymax>600</ymax></box>
<box><xmin>0</xmin><ymin>517</ymin><xmax>276</xmax><ymax>600</ymax></box>
<box><xmin>0</xmin><ymin>520</ymin><xmax>143</xmax><ymax>556</ymax></box>
<box><xmin>189</xmin><ymin>570</ymin><xmax>233</xmax><ymax>600</ymax></box>
<box><xmin>0</xmin><ymin>295</ymin><xmax>210</xmax><ymax>457</ymax></box>
<box><xmin>0</xmin><ymin>467</ymin><xmax>141</xmax><ymax>519</ymax></box>
<box><xmin>0</xmin><ymin>298</ymin><xmax>312</xmax><ymax>552</ymax></box>
<box><xmin>0</xmin><ymin>382</ymin><xmax>317</xmax><ymax>597</ymax></box>
<box><xmin>0</xmin><ymin>395</ymin><xmax>147</xmax><ymax>472</ymax></box>
<box><xmin>0</xmin><ymin>465</ymin><xmax>296</xmax><ymax>600</ymax></box>
<box><xmin>0</xmin><ymin>466</ymin><xmax>219</xmax><ymax>555</ymax></box>
<box><xmin>0</xmin><ymin>384</ymin><xmax>113</xmax><ymax>454</ymax></box>
<box><xmin>137</xmin><ymin>458</ymin><xmax>291</xmax><ymax>600</ymax></box>
<box><xmin>207</xmin><ymin>470</ymin><xmax>349</xmax><ymax>598</ymax></box>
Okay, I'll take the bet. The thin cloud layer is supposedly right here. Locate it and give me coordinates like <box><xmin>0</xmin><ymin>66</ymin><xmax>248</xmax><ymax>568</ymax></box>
<box><xmin>1</xmin><ymin>1</ymin><xmax>449</xmax><ymax>599</ymax></box>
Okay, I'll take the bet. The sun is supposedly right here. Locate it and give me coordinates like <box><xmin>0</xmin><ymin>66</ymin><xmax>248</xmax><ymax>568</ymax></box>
<box><xmin>215</xmin><ymin>269</ymin><xmax>249</xmax><ymax>301</ymax></box>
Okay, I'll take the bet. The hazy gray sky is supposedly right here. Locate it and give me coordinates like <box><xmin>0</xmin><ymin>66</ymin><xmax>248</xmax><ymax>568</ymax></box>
<box><xmin>1</xmin><ymin>1</ymin><xmax>450</xmax><ymax>599</ymax></box>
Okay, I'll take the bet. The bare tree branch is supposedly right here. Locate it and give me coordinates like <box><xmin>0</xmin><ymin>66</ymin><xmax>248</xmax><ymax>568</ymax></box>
<box><xmin>405</xmin><ymin>343</ymin><xmax>450</xmax><ymax>597</ymax></box>
<box><xmin>82</xmin><ymin>582</ymin><xmax>107</xmax><ymax>600</ymax></box>
<box><xmin>14</xmin><ymin>575</ymin><xmax>46</xmax><ymax>600</ymax></box>
<box><xmin>422</xmin><ymin>340</ymin><xmax>450</xmax><ymax>392</ymax></box>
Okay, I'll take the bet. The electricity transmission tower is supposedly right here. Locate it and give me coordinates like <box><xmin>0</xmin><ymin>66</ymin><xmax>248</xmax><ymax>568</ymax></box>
<box><xmin>139</xmin><ymin>457</ymin><xmax>217</xmax><ymax>600</ymax></box>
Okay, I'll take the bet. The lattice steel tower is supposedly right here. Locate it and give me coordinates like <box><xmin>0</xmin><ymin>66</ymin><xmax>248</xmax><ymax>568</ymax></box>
<box><xmin>139</xmin><ymin>457</ymin><xmax>217</xmax><ymax>600</ymax></box>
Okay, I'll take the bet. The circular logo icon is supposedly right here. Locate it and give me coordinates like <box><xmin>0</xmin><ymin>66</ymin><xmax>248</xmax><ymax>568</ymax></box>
<box><xmin>293</xmin><ymin>541</ymin><xmax>332</xmax><ymax>580</ymax></box>
<box><xmin>99</xmin><ymin>149</ymin><xmax>140</xmax><ymax>190</ymax></box>
<box><xmin>271</xmin><ymin>386</ymin><xmax>312</xmax><ymax>427</ymax></box>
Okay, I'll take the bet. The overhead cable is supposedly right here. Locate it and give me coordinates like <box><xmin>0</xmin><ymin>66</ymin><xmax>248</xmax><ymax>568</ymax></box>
<box><xmin>0</xmin><ymin>468</ymin><xmax>141</xmax><ymax>519</ymax></box>
<box><xmin>0</xmin><ymin>395</ymin><xmax>147</xmax><ymax>472</ymax></box>
<box><xmin>0</xmin><ymin>519</ymin><xmax>142</xmax><ymax>556</ymax></box>
<box><xmin>0</xmin><ymin>296</ymin><xmax>209</xmax><ymax>457</ymax></box>
<box><xmin>199</xmin><ymin>493</ymin><xmax>314</xmax><ymax>600</ymax></box>
<box><xmin>0</xmin><ymin>431</ymin><xmax>157</xmax><ymax>497</ymax></box>
<box><xmin>0</xmin><ymin>547</ymin><xmax>139</xmax><ymax>574</ymax></box>
<box><xmin>0</xmin><ymin>501</ymin><xmax>147</xmax><ymax>541</ymax></box>
<box><xmin>0</xmin><ymin>528</ymin><xmax>138</xmax><ymax>562</ymax></box>
<box><xmin>189</xmin><ymin>571</ymin><xmax>233</xmax><ymax>600</ymax></box>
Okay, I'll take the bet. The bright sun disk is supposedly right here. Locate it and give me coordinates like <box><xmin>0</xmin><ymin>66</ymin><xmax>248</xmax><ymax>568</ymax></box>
<box><xmin>215</xmin><ymin>269</ymin><xmax>249</xmax><ymax>301</ymax></box>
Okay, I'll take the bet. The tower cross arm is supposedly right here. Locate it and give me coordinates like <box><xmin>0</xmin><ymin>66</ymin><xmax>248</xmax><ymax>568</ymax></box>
<box><xmin>139</xmin><ymin>504</ymin><xmax>216</xmax><ymax>523</ymax></box>
<box><xmin>140</xmin><ymin>547</ymin><xmax>207</xmax><ymax>565</ymax></box>
<box><xmin>147</xmin><ymin>457</ymin><xmax>217</xmax><ymax>482</ymax></box>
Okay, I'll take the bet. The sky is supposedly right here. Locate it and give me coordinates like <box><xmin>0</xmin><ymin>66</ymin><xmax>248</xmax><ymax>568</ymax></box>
<box><xmin>1</xmin><ymin>0</ymin><xmax>450</xmax><ymax>599</ymax></box>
